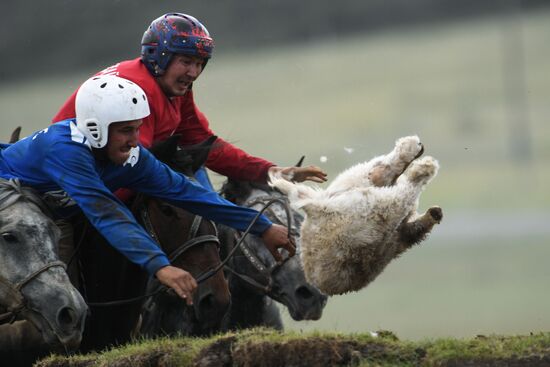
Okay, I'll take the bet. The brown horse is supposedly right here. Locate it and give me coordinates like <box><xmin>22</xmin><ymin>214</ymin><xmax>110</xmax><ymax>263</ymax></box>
<box><xmin>75</xmin><ymin>135</ymin><xmax>230</xmax><ymax>350</ymax></box>
<box><xmin>137</xmin><ymin>135</ymin><xmax>231</xmax><ymax>337</ymax></box>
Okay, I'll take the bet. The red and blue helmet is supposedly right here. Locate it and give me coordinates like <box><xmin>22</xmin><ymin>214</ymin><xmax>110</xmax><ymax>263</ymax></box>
<box><xmin>141</xmin><ymin>13</ymin><xmax>214</xmax><ymax>76</ymax></box>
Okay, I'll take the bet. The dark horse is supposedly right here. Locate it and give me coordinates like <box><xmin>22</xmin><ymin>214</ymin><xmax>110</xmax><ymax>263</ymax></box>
<box><xmin>75</xmin><ymin>135</ymin><xmax>229</xmax><ymax>351</ymax></box>
<box><xmin>0</xmin><ymin>178</ymin><xmax>87</xmax><ymax>363</ymax></box>
<box><xmin>219</xmin><ymin>180</ymin><xmax>328</xmax><ymax>330</ymax></box>
<box><xmin>138</xmin><ymin>135</ymin><xmax>231</xmax><ymax>337</ymax></box>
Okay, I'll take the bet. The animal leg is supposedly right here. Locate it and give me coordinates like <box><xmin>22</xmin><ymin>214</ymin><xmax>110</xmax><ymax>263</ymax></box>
<box><xmin>397</xmin><ymin>206</ymin><xmax>443</xmax><ymax>253</ymax></box>
<box><xmin>269</xmin><ymin>175</ymin><xmax>319</xmax><ymax>208</ymax></box>
<box><xmin>369</xmin><ymin>136</ymin><xmax>424</xmax><ymax>187</ymax></box>
<box><xmin>397</xmin><ymin>156</ymin><xmax>439</xmax><ymax>187</ymax></box>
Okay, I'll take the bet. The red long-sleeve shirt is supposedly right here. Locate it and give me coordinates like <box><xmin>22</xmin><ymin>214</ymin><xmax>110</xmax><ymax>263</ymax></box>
<box><xmin>53</xmin><ymin>58</ymin><xmax>274</xmax><ymax>182</ymax></box>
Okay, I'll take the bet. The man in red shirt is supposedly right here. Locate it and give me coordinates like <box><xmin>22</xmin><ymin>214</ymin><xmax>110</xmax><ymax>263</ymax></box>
<box><xmin>53</xmin><ymin>12</ymin><xmax>327</xmax><ymax>188</ymax></box>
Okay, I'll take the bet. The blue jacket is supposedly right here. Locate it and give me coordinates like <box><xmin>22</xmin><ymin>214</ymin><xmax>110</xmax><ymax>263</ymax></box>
<box><xmin>0</xmin><ymin>120</ymin><xmax>272</xmax><ymax>275</ymax></box>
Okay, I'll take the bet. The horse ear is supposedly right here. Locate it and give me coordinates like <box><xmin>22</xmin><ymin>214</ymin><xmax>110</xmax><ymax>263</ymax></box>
<box><xmin>295</xmin><ymin>156</ymin><xmax>305</xmax><ymax>167</ymax></box>
<box><xmin>9</xmin><ymin>126</ymin><xmax>21</xmax><ymax>143</ymax></box>
<box><xmin>219</xmin><ymin>178</ymin><xmax>251</xmax><ymax>205</ymax></box>
<box><xmin>183</xmin><ymin>135</ymin><xmax>218</xmax><ymax>173</ymax></box>
<box><xmin>149</xmin><ymin>135</ymin><xmax>181</xmax><ymax>163</ymax></box>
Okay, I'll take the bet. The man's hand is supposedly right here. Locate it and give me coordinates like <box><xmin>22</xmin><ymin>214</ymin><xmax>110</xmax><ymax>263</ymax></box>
<box><xmin>268</xmin><ymin>165</ymin><xmax>327</xmax><ymax>183</ymax></box>
<box><xmin>155</xmin><ymin>265</ymin><xmax>197</xmax><ymax>305</ymax></box>
<box><xmin>261</xmin><ymin>224</ymin><xmax>296</xmax><ymax>263</ymax></box>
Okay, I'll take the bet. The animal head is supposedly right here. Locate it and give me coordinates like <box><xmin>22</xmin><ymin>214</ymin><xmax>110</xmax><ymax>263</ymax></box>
<box><xmin>220</xmin><ymin>180</ymin><xmax>327</xmax><ymax>321</ymax></box>
<box><xmin>149</xmin><ymin>135</ymin><xmax>218</xmax><ymax>176</ymax></box>
<box><xmin>0</xmin><ymin>180</ymin><xmax>87</xmax><ymax>350</ymax></box>
<box><xmin>138</xmin><ymin>199</ymin><xmax>230</xmax><ymax>336</ymax></box>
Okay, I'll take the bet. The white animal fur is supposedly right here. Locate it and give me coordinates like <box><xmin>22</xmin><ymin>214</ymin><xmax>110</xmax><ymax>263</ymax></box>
<box><xmin>270</xmin><ymin>136</ymin><xmax>442</xmax><ymax>295</ymax></box>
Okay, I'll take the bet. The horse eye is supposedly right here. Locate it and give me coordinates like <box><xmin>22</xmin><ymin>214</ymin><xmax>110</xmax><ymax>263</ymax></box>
<box><xmin>2</xmin><ymin>232</ymin><xmax>18</xmax><ymax>243</ymax></box>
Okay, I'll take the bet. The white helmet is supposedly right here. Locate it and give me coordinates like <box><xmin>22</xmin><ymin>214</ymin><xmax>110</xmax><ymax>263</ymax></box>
<box><xmin>75</xmin><ymin>75</ymin><xmax>150</xmax><ymax>148</ymax></box>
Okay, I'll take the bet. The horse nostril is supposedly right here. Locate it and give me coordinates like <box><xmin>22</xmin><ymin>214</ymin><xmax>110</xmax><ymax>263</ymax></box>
<box><xmin>295</xmin><ymin>285</ymin><xmax>314</xmax><ymax>300</ymax></box>
<box><xmin>57</xmin><ymin>306</ymin><xmax>77</xmax><ymax>327</ymax></box>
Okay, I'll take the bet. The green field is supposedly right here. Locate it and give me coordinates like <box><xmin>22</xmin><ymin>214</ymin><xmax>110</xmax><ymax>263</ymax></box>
<box><xmin>1</xmin><ymin>9</ymin><xmax>549</xmax><ymax>341</ymax></box>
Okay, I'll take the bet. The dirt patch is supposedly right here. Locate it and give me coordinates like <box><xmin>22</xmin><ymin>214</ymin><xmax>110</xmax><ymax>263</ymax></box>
<box><xmin>194</xmin><ymin>336</ymin><xmax>423</xmax><ymax>367</ymax></box>
<box><xmin>192</xmin><ymin>335</ymin><xmax>550</xmax><ymax>367</ymax></box>
<box><xmin>194</xmin><ymin>336</ymin><xmax>237</xmax><ymax>367</ymax></box>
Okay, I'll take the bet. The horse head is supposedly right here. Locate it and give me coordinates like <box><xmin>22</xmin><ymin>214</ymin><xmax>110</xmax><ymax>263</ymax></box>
<box><xmin>0</xmin><ymin>179</ymin><xmax>87</xmax><ymax>350</ymax></box>
<box><xmin>148</xmin><ymin>134</ymin><xmax>218</xmax><ymax>176</ymax></box>
<box><xmin>220</xmin><ymin>180</ymin><xmax>327</xmax><ymax>322</ymax></box>
<box><xmin>138</xmin><ymin>135</ymin><xmax>230</xmax><ymax>336</ymax></box>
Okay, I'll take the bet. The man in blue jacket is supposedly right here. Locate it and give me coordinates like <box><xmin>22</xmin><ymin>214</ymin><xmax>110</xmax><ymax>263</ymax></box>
<box><xmin>0</xmin><ymin>75</ymin><xmax>295</xmax><ymax>303</ymax></box>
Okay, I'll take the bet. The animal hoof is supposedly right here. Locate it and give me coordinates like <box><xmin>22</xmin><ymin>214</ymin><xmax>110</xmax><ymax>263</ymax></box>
<box><xmin>405</xmin><ymin>156</ymin><xmax>439</xmax><ymax>183</ymax></box>
<box><xmin>428</xmin><ymin>206</ymin><xmax>443</xmax><ymax>222</ymax></box>
<box><xmin>415</xmin><ymin>143</ymin><xmax>424</xmax><ymax>159</ymax></box>
<box><xmin>396</xmin><ymin>136</ymin><xmax>423</xmax><ymax>163</ymax></box>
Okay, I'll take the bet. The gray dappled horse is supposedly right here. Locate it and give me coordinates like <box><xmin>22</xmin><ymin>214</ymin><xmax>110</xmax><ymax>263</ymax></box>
<box><xmin>0</xmin><ymin>179</ymin><xmax>87</xmax><ymax>358</ymax></box>
<box><xmin>219</xmin><ymin>180</ymin><xmax>327</xmax><ymax>329</ymax></box>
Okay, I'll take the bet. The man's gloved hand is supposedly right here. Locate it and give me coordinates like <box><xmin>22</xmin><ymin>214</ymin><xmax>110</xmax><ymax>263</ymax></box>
<box><xmin>261</xmin><ymin>223</ymin><xmax>296</xmax><ymax>263</ymax></box>
<box><xmin>155</xmin><ymin>265</ymin><xmax>197</xmax><ymax>305</ymax></box>
<box><xmin>268</xmin><ymin>165</ymin><xmax>327</xmax><ymax>183</ymax></box>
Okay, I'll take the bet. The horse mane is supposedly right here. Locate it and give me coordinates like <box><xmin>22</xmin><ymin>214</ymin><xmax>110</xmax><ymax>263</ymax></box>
<box><xmin>0</xmin><ymin>179</ymin><xmax>48</xmax><ymax>214</ymax></box>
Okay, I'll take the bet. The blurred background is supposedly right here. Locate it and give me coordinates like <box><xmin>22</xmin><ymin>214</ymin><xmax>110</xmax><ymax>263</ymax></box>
<box><xmin>1</xmin><ymin>0</ymin><xmax>549</xmax><ymax>340</ymax></box>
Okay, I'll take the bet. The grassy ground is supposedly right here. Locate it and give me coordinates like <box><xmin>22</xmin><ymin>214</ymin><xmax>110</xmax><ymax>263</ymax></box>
<box><xmin>36</xmin><ymin>328</ymin><xmax>550</xmax><ymax>367</ymax></box>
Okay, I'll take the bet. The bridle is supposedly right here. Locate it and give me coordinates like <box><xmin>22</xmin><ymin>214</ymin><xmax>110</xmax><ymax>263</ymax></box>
<box><xmin>0</xmin><ymin>261</ymin><xmax>67</xmax><ymax>324</ymax></box>
<box><xmin>0</xmin><ymin>179</ymin><xmax>67</xmax><ymax>324</ymax></box>
<box><xmin>86</xmin><ymin>196</ymin><xmax>221</xmax><ymax>308</ymax></box>
<box><xmin>86</xmin><ymin>192</ymin><xmax>294</xmax><ymax>306</ymax></box>
<box><xmin>223</xmin><ymin>191</ymin><xmax>295</xmax><ymax>294</ymax></box>
<box><xmin>138</xmin><ymin>198</ymin><xmax>220</xmax><ymax>265</ymax></box>
<box><xmin>138</xmin><ymin>197</ymin><xmax>224</xmax><ymax>313</ymax></box>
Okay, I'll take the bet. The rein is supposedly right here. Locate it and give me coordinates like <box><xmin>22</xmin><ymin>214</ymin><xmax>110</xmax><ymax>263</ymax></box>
<box><xmin>86</xmin><ymin>199</ymin><xmax>219</xmax><ymax>308</ymax></box>
<box><xmin>222</xmin><ymin>194</ymin><xmax>295</xmax><ymax>293</ymax></box>
<box><xmin>84</xmin><ymin>194</ymin><xmax>292</xmax><ymax>307</ymax></box>
<box><xmin>87</xmin><ymin>197</ymin><xmax>223</xmax><ymax>308</ymax></box>
<box><xmin>196</xmin><ymin>196</ymin><xmax>293</xmax><ymax>288</ymax></box>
